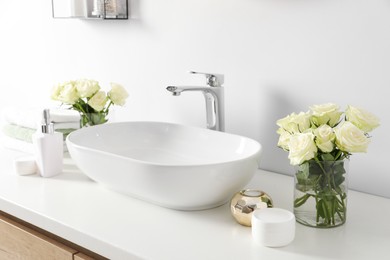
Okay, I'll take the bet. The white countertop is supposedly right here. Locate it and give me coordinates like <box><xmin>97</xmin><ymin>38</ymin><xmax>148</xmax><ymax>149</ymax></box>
<box><xmin>0</xmin><ymin>147</ymin><xmax>389</xmax><ymax>260</ymax></box>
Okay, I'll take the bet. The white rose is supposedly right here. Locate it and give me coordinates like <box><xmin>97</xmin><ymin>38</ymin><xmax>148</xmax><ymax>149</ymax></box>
<box><xmin>314</xmin><ymin>124</ymin><xmax>335</xmax><ymax>153</ymax></box>
<box><xmin>276</xmin><ymin>111</ymin><xmax>311</xmax><ymax>134</ymax></box>
<box><xmin>310</xmin><ymin>103</ymin><xmax>342</xmax><ymax>127</ymax></box>
<box><xmin>58</xmin><ymin>82</ymin><xmax>79</xmax><ymax>105</ymax></box>
<box><xmin>88</xmin><ymin>91</ymin><xmax>107</xmax><ymax>112</ymax></box>
<box><xmin>108</xmin><ymin>83</ymin><xmax>129</xmax><ymax>106</ymax></box>
<box><xmin>345</xmin><ymin>105</ymin><xmax>380</xmax><ymax>133</ymax></box>
<box><xmin>277</xmin><ymin>129</ymin><xmax>292</xmax><ymax>151</ymax></box>
<box><xmin>288</xmin><ymin>132</ymin><xmax>318</xmax><ymax>165</ymax></box>
<box><xmin>334</xmin><ymin>121</ymin><xmax>370</xmax><ymax>153</ymax></box>
<box><xmin>51</xmin><ymin>83</ymin><xmax>64</xmax><ymax>101</ymax></box>
<box><xmin>75</xmin><ymin>79</ymin><xmax>100</xmax><ymax>98</ymax></box>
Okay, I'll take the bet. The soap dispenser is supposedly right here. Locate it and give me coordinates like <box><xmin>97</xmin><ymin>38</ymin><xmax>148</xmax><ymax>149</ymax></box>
<box><xmin>32</xmin><ymin>109</ymin><xmax>63</xmax><ymax>177</ymax></box>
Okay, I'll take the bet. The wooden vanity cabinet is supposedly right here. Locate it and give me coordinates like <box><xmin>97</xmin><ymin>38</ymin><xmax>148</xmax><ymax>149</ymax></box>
<box><xmin>0</xmin><ymin>212</ymin><xmax>105</xmax><ymax>260</ymax></box>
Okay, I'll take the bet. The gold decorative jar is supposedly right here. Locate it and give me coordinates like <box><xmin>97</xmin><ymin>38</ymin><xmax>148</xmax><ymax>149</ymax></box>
<box><xmin>230</xmin><ymin>189</ymin><xmax>273</xmax><ymax>226</ymax></box>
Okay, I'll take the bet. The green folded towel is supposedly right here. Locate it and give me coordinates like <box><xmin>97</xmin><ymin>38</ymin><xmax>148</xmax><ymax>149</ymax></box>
<box><xmin>2</xmin><ymin>124</ymin><xmax>35</xmax><ymax>143</ymax></box>
<box><xmin>2</xmin><ymin>124</ymin><xmax>76</xmax><ymax>143</ymax></box>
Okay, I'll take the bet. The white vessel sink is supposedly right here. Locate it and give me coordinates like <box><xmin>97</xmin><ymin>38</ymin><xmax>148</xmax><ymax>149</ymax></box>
<box><xmin>66</xmin><ymin>121</ymin><xmax>262</xmax><ymax>210</ymax></box>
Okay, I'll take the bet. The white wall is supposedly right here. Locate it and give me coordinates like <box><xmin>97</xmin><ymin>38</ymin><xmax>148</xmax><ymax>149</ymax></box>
<box><xmin>1</xmin><ymin>0</ymin><xmax>389</xmax><ymax>197</ymax></box>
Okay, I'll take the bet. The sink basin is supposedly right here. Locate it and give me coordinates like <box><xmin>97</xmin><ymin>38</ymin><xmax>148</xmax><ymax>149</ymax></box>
<box><xmin>66</xmin><ymin>121</ymin><xmax>262</xmax><ymax>210</ymax></box>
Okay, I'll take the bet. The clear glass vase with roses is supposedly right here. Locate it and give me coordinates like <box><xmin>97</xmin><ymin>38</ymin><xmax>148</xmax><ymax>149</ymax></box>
<box><xmin>276</xmin><ymin>103</ymin><xmax>380</xmax><ymax>228</ymax></box>
<box><xmin>51</xmin><ymin>79</ymin><xmax>129</xmax><ymax>127</ymax></box>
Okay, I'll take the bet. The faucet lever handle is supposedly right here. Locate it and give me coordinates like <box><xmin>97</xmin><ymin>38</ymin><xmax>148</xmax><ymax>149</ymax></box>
<box><xmin>189</xmin><ymin>71</ymin><xmax>224</xmax><ymax>87</ymax></box>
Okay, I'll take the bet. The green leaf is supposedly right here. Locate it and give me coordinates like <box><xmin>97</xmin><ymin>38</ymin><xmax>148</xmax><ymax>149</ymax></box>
<box><xmin>317</xmin><ymin>200</ymin><xmax>325</xmax><ymax>218</ymax></box>
<box><xmin>333</xmin><ymin>161</ymin><xmax>346</xmax><ymax>175</ymax></box>
<box><xmin>334</xmin><ymin>175</ymin><xmax>345</xmax><ymax>187</ymax></box>
<box><xmin>309</xmin><ymin>161</ymin><xmax>323</xmax><ymax>176</ymax></box>
<box><xmin>294</xmin><ymin>194</ymin><xmax>311</xmax><ymax>208</ymax></box>
<box><xmin>296</xmin><ymin>169</ymin><xmax>308</xmax><ymax>183</ymax></box>
<box><xmin>321</xmin><ymin>153</ymin><xmax>335</xmax><ymax>161</ymax></box>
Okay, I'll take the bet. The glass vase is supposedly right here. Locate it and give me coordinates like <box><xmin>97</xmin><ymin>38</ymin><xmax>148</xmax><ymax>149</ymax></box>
<box><xmin>294</xmin><ymin>159</ymin><xmax>349</xmax><ymax>228</ymax></box>
<box><xmin>80</xmin><ymin>112</ymin><xmax>108</xmax><ymax>128</ymax></box>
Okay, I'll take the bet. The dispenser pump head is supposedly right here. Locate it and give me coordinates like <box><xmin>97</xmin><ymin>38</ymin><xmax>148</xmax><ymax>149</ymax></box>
<box><xmin>41</xmin><ymin>109</ymin><xmax>54</xmax><ymax>134</ymax></box>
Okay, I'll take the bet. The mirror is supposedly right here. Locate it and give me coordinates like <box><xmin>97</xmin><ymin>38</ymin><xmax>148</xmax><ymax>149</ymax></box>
<box><xmin>52</xmin><ymin>0</ymin><xmax>128</xmax><ymax>19</ymax></box>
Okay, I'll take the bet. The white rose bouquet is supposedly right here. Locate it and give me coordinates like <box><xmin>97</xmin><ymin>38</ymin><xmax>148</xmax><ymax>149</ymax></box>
<box><xmin>276</xmin><ymin>103</ymin><xmax>380</xmax><ymax>227</ymax></box>
<box><xmin>51</xmin><ymin>79</ymin><xmax>129</xmax><ymax>127</ymax></box>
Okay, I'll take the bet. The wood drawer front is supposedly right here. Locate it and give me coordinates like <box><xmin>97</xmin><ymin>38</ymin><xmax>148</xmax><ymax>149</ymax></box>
<box><xmin>74</xmin><ymin>252</ymin><xmax>96</xmax><ymax>260</ymax></box>
<box><xmin>0</xmin><ymin>215</ymin><xmax>77</xmax><ymax>260</ymax></box>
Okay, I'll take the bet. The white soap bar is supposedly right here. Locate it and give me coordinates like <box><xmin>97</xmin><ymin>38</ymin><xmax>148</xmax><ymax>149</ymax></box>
<box><xmin>251</xmin><ymin>208</ymin><xmax>295</xmax><ymax>247</ymax></box>
<box><xmin>14</xmin><ymin>156</ymin><xmax>37</xmax><ymax>176</ymax></box>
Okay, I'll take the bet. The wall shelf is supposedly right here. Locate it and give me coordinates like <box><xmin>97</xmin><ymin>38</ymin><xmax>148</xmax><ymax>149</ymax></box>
<box><xmin>52</xmin><ymin>0</ymin><xmax>128</xmax><ymax>20</ymax></box>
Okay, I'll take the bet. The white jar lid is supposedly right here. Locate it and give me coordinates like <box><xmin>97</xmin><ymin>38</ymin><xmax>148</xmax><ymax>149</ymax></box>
<box><xmin>251</xmin><ymin>208</ymin><xmax>295</xmax><ymax>247</ymax></box>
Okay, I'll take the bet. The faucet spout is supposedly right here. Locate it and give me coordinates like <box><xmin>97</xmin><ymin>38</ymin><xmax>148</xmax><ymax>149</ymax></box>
<box><xmin>166</xmin><ymin>86</ymin><xmax>181</xmax><ymax>96</ymax></box>
<box><xmin>167</xmin><ymin>86</ymin><xmax>211</xmax><ymax>95</ymax></box>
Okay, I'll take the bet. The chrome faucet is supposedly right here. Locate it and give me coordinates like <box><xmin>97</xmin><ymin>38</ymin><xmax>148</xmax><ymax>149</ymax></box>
<box><xmin>166</xmin><ymin>71</ymin><xmax>225</xmax><ymax>131</ymax></box>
